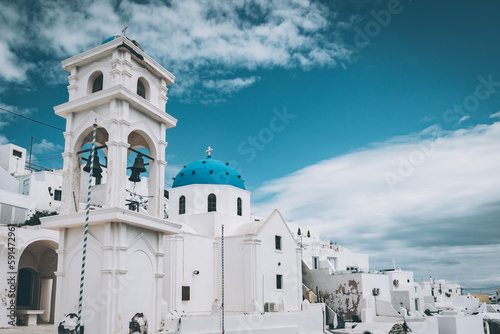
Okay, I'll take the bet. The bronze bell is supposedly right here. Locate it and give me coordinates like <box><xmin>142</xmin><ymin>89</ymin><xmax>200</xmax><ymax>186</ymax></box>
<box><xmin>128</xmin><ymin>153</ymin><xmax>147</xmax><ymax>182</ymax></box>
<box><xmin>83</xmin><ymin>149</ymin><xmax>103</xmax><ymax>178</ymax></box>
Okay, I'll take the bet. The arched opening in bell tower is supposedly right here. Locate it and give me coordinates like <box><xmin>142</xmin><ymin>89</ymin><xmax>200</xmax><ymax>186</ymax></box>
<box><xmin>137</xmin><ymin>77</ymin><xmax>150</xmax><ymax>100</ymax></box>
<box><xmin>76</xmin><ymin>126</ymin><xmax>109</xmax><ymax>210</ymax></box>
<box><xmin>88</xmin><ymin>71</ymin><xmax>104</xmax><ymax>94</ymax></box>
<box><xmin>126</xmin><ymin>130</ymin><xmax>163</xmax><ymax>216</ymax></box>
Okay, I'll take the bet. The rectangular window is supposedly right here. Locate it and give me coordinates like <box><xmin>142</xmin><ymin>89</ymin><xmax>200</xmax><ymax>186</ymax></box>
<box><xmin>327</xmin><ymin>257</ymin><xmax>337</xmax><ymax>274</ymax></box>
<box><xmin>22</xmin><ymin>179</ymin><xmax>30</xmax><ymax>196</ymax></box>
<box><xmin>12</xmin><ymin>150</ymin><xmax>22</xmax><ymax>158</ymax></box>
<box><xmin>276</xmin><ymin>275</ymin><xmax>283</xmax><ymax>290</ymax></box>
<box><xmin>313</xmin><ymin>257</ymin><xmax>319</xmax><ymax>269</ymax></box>
<box><xmin>54</xmin><ymin>189</ymin><xmax>62</xmax><ymax>201</ymax></box>
<box><xmin>275</xmin><ymin>235</ymin><xmax>282</xmax><ymax>251</ymax></box>
<box><xmin>182</xmin><ymin>286</ymin><xmax>190</xmax><ymax>301</ymax></box>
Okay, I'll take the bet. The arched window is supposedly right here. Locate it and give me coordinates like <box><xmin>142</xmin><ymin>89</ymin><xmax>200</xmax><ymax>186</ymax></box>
<box><xmin>137</xmin><ymin>77</ymin><xmax>149</xmax><ymax>100</ymax></box>
<box><xmin>208</xmin><ymin>193</ymin><xmax>216</xmax><ymax>212</ymax></box>
<box><xmin>92</xmin><ymin>73</ymin><xmax>103</xmax><ymax>93</ymax></box>
<box><xmin>137</xmin><ymin>78</ymin><xmax>146</xmax><ymax>99</ymax></box>
<box><xmin>237</xmin><ymin>197</ymin><xmax>242</xmax><ymax>216</ymax></box>
<box><xmin>179</xmin><ymin>195</ymin><xmax>186</xmax><ymax>215</ymax></box>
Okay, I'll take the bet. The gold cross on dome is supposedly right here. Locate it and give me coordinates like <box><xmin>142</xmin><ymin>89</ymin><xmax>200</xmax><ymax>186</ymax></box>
<box><xmin>206</xmin><ymin>146</ymin><xmax>213</xmax><ymax>157</ymax></box>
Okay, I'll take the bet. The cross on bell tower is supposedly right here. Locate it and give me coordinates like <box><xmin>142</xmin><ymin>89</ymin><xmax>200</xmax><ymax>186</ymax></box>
<box><xmin>122</xmin><ymin>22</ymin><xmax>128</xmax><ymax>36</ymax></box>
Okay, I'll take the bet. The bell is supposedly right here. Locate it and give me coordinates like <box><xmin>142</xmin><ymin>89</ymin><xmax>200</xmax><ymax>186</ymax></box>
<box><xmin>128</xmin><ymin>153</ymin><xmax>147</xmax><ymax>182</ymax></box>
<box><xmin>83</xmin><ymin>150</ymin><xmax>103</xmax><ymax>178</ymax></box>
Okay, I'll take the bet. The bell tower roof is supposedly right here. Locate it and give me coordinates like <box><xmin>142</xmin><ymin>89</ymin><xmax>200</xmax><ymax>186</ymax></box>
<box><xmin>61</xmin><ymin>35</ymin><xmax>174</xmax><ymax>85</ymax></box>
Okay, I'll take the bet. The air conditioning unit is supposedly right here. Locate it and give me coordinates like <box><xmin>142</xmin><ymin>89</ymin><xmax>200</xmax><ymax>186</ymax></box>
<box><xmin>264</xmin><ymin>302</ymin><xmax>278</xmax><ymax>312</ymax></box>
<box><xmin>372</xmin><ymin>288</ymin><xmax>380</xmax><ymax>296</ymax></box>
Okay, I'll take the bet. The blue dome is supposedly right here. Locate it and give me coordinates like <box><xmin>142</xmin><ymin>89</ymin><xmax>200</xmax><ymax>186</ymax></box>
<box><xmin>102</xmin><ymin>36</ymin><xmax>143</xmax><ymax>50</ymax></box>
<box><xmin>102</xmin><ymin>36</ymin><xmax>120</xmax><ymax>44</ymax></box>
<box><xmin>172</xmin><ymin>157</ymin><xmax>245</xmax><ymax>190</ymax></box>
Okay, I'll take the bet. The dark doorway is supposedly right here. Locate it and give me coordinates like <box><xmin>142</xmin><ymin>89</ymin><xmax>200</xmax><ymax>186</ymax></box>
<box><xmin>17</xmin><ymin>268</ymin><xmax>37</xmax><ymax>307</ymax></box>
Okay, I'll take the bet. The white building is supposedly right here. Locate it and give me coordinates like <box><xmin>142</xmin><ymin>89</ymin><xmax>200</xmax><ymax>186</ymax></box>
<box><xmin>0</xmin><ymin>35</ymin><xmax>324</xmax><ymax>333</ymax></box>
<box><xmin>386</xmin><ymin>269</ymin><xmax>425</xmax><ymax>315</ymax></box>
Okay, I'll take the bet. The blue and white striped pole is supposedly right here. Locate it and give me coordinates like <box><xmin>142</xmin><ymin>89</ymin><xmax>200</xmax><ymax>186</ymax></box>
<box><xmin>77</xmin><ymin>121</ymin><xmax>97</xmax><ymax>334</ymax></box>
<box><xmin>222</xmin><ymin>224</ymin><xmax>225</xmax><ymax>334</ymax></box>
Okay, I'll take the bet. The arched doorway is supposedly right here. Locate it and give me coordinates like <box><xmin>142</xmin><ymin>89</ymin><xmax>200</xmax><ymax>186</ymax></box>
<box><xmin>17</xmin><ymin>240</ymin><xmax>58</xmax><ymax>324</ymax></box>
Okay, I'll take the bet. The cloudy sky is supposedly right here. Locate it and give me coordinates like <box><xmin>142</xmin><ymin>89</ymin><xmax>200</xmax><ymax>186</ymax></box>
<box><xmin>1</xmin><ymin>0</ymin><xmax>499</xmax><ymax>292</ymax></box>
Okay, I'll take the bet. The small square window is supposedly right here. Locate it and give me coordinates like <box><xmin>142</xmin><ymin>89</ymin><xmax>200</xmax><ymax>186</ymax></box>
<box><xmin>54</xmin><ymin>189</ymin><xmax>62</xmax><ymax>201</ymax></box>
<box><xmin>275</xmin><ymin>235</ymin><xmax>282</xmax><ymax>250</ymax></box>
<box><xmin>182</xmin><ymin>286</ymin><xmax>190</xmax><ymax>301</ymax></box>
<box><xmin>276</xmin><ymin>275</ymin><xmax>283</xmax><ymax>290</ymax></box>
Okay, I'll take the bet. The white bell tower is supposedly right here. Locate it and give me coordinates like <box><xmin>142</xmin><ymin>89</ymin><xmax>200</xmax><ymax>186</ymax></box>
<box><xmin>42</xmin><ymin>35</ymin><xmax>181</xmax><ymax>333</ymax></box>
<box><xmin>56</xmin><ymin>35</ymin><xmax>176</xmax><ymax>217</ymax></box>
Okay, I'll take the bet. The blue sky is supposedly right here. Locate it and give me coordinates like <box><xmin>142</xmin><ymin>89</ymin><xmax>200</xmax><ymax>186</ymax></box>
<box><xmin>1</xmin><ymin>0</ymin><xmax>499</xmax><ymax>292</ymax></box>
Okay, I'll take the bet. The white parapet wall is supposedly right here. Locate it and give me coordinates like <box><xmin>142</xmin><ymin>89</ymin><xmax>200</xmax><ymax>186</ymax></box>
<box><xmin>437</xmin><ymin>315</ymin><xmax>483</xmax><ymax>334</ymax></box>
<box><xmin>160</xmin><ymin>304</ymin><xmax>325</xmax><ymax>334</ymax></box>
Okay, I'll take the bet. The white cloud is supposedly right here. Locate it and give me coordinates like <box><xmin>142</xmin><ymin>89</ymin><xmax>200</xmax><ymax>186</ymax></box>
<box><xmin>0</xmin><ymin>103</ymin><xmax>35</xmax><ymax>129</ymax></box>
<box><xmin>0</xmin><ymin>135</ymin><xmax>8</xmax><ymax>145</ymax></box>
<box><xmin>32</xmin><ymin>139</ymin><xmax>63</xmax><ymax>155</ymax></box>
<box><xmin>458</xmin><ymin>115</ymin><xmax>470</xmax><ymax>123</ymax></box>
<box><xmin>203</xmin><ymin>76</ymin><xmax>259</xmax><ymax>95</ymax></box>
<box><xmin>0</xmin><ymin>0</ymin><xmax>354</xmax><ymax>101</ymax></box>
<box><xmin>252</xmin><ymin>122</ymin><xmax>500</xmax><ymax>287</ymax></box>
<box><xmin>489</xmin><ymin>110</ymin><xmax>500</xmax><ymax>119</ymax></box>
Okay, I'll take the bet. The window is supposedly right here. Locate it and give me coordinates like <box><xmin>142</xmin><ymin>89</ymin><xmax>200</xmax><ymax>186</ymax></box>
<box><xmin>137</xmin><ymin>78</ymin><xmax>146</xmax><ymax>99</ymax></box>
<box><xmin>92</xmin><ymin>73</ymin><xmax>103</xmax><ymax>93</ymax></box>
<box><xmin>179</xmin><ymin>196</ymin><xmax>186</xmax><ymax>215</ymax></box>
<box><xmin>208</xmin><ymin>193</ymin><xmax>216</xmax><ymax>212</ymax></box>
<box><xmin>22</xmin><ymin>179</ymin><xmax>30</xmax><ymax>196</ymax></box>
<box><xmin>276</xmin><ymin>275</ymin><xmax>283</xmax><ymax>290</ymax></box>
<box><xmin>182</xmin><ymin>286</ymin><xmax>190</xmax><ymax>301</ymax></box>
<box><xmin>327</xmin><ymin>257</ymin><xmax>337</xmax><ymax>271</ymax></box>
<box><xmin>313</xmin><ymin>257</ymin><xmax>319</xmax><ymax>269</ymax></box>
<box><xmin>12</xmin><ymin>150</ymin><xmax>22</xmax><ymax>158</ymax></box>
<box><xmin>237</xmin><ymin>197</ymin><xmax>242</xmax><ymax>216</ymax></box>
<box><xmin>275</xmin><ymin>235</ymin><xmax>282</xmax><ymax>250</ymax></box>
<box><xmin>54</xmin><ymin>189</ymin><xmax>62</xmax><ymax>201</ymax></box>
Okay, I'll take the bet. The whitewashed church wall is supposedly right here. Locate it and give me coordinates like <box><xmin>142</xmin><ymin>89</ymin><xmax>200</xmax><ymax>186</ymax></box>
<box><xmin>169</xmin><ymin>184</ymin><xmax>250</xmax><ymax>220</ymax></box>
<box><xmin>176</xmin><ymin>233</ymin><xmax>216</xmax><ymax>314</ymax></box>
<box><xmin>68</xmin><ymin>57</ymin><xmax>112</xmax><ymax>101</ymax></box>
<box><xmin>258</xmin><ymin>213</ymin><xmax>301</xmax><ymax>312</ymax></box>
<box><xmin>224</xmin><ymin>236</ymin><xmax>246</xmax><ymax>312</ymax></box>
